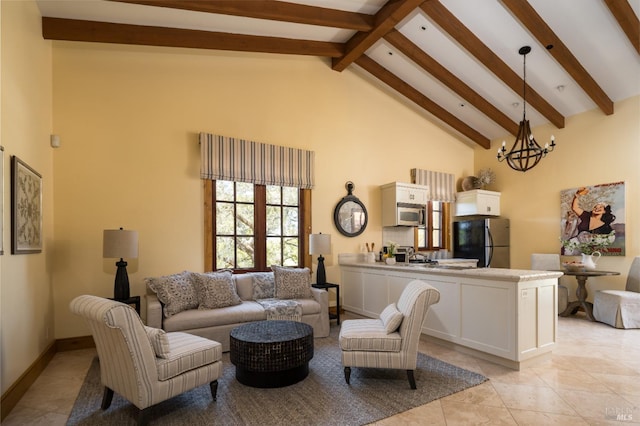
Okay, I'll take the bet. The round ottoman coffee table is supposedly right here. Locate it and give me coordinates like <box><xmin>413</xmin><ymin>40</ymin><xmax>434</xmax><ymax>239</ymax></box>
<box><xmin>229</xmin><ymin>320</ymin><xmax>314</xmax><ymax>388</ymax></box>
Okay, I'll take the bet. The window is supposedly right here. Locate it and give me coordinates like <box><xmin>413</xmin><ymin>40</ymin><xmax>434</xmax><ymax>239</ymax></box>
<box><xmin>417</xmin><ymin>201</ymin><xmax>451</xmax><ymax>250</ymax></box>
<box><xmin>205</xmin><ymin>180</ymin><xmax>310</xmax><ymax>271</ymax></box>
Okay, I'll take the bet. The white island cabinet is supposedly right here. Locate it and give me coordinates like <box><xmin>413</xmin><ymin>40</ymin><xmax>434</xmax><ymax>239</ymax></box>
<box><xmin>340</xmin><ymin>261</ymin><xmax>562</xmax><ymax>370</ymax></box>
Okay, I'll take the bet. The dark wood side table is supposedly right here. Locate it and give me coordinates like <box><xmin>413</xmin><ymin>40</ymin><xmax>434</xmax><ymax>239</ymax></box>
<box><xmin>312</xmin><ymin>283</ymin><xmax>340</xmax><ymax>325</ymax></box>
<box><xmin>111</xmin><ymin>295</ymin><xmax>141</xmax><ymax>315</ymax></box>
<box><xmin>559</xmin><ymin>270</ymin><xmax>620</xmax><ymax>321</ymax></box>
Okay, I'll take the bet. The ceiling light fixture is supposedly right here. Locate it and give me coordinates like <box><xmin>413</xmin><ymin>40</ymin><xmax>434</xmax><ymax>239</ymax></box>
<box><xmin>497</xmin><ymin>46</ymin><xmax>555</xmax><ymax>172</ymax></box>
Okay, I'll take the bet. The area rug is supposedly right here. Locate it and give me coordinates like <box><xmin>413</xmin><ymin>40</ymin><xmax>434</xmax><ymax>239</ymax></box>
<box><xmin>67</xmin><ymin>328</ymin><xmax>487</xmax><ymax>425</ymax></box>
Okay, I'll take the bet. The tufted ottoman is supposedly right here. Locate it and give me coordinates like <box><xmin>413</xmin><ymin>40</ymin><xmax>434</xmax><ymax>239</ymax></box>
<box><xmin>230</xmin><ymin>320</ymin><xmax>314</xmax><ymax>388</ymax></box>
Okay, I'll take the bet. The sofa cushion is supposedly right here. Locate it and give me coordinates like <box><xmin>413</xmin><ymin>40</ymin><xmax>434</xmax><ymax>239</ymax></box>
<box><xmin>379</xmin><ymin>303</ymin><xmax>403</xmax><ymax>334</ymax></box>
<box><xmin>192</xmin><ymin>271</ymin><xmax>242</xmax><ymax>309</ymax></box>
<box><xmin>162</xmin><ymin>301</ymin><xmax>267</xmax><ymax>332</ymax></box>
<box><xmin>339</xmin><ymin>319</ymin><xmax>402</xmax><ymax>352</ymax></box>
<box><xmin>156</xmin><ymin>332</ymin><xmax>222</xmax><ymax>381</ymax></box>
<box><xmin>272</xmin><ymin>265</ymin><xmax>312</xmax><ymax>299</ymax></box>
<box><xmin>144</xmin><ymin>325</ymin><xmax>171</xmax><ymax>359</ymax></box>
<box><xmin>252</xmin><ymin>272</ymin><xmax>276</xmax><ymax>299</ymax></box>
<box><xmin>146</xmin><ymin>271</ymin><xmax>198</xmax><ymax>318</ymax></box>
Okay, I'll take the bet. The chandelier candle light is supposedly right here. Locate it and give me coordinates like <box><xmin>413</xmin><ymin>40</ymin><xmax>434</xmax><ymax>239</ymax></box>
<box><xmin>497</xmin><ymin>46</ymin><xmax>556</xmax><ymax>172</ymax></box>
<box><xmin>309</xmin><ymin>233</ymin><xmax>331</xmax><ymax>285</ymax></box>
<box><xmin>103</xmin><ymin>227</ymin><xmax>139</xmax><ymax>300</ymax></box>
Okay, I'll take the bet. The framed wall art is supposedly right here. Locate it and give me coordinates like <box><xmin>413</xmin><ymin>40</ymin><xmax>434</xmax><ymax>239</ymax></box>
<box><xmin>560</xmin><ymin>181</ymin><xmax>625</xmax><ymax>256</ymax></box>
<box><xmin>11</xmin><ymin>156</ymin><xmax>42</xmax><ymax>254</ymax></box>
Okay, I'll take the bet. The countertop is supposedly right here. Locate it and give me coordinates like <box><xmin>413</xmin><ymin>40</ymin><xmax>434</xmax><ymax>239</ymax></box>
<box><xmin>339</xmin><ymin>260</ymin><xmax>564</xmax><ymax>282</ymax></box>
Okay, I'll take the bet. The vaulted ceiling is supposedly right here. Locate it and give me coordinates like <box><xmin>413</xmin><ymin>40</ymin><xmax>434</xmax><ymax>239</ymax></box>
<box><xmin>37</xmin><ymin>0</ymin><xmax>640</xmax><ymax>149</ymax></box>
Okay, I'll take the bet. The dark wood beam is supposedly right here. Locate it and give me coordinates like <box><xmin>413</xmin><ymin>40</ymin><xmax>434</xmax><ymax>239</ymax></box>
<box><xmin>603</xmin><ymin>0</ymin><xmax>640</xmax><ymax>55</ymax></box>
<box><xmin>421</xmin><ymin>1</ymin><xmax>565</xmax><ymax>129</ymax></box>
<box><xmin>41</xmin><ymin>18</ymin><xmax>344</xmax><ymax>57</ymax></box>
<box><xmin>385</xmin><ymin>29</ymin><xmax>520</xmax><ymax>136</ymax></box>
<box><xmin>332</xmin><ymin>0</ymin><xmax>426</xmax><ymax>72</ymax></box>
<box><xmin>501</xmin><ymin>0</ymin><xmax>614</xmax><ymax>115</ymax></box>
<box><xmin>355</xmin><ymin>55</ymin><xmax>490</xmax><ymax>149</ymax></box>
<box><xmin>110</xmin><ymin>0</ymin><xmax>374</xmax><ymax>32</ymax></box>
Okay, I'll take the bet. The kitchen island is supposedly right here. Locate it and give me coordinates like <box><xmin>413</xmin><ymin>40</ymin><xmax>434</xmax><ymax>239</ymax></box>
<box><xmin>339</xmin><ymin>256</ymin><xmax>563</xmax><ymax>370</ymax></box>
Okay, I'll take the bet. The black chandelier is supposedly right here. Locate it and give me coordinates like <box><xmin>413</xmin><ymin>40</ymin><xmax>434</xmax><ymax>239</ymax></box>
<box><xmin>497</xmin><ymin>46</ymin><xmax>556</xmax><ymax>172</ymax></box>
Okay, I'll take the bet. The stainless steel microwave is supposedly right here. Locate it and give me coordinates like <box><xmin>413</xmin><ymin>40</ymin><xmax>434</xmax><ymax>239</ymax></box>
<box><xmin>396</xmin><ymin>203</ymin><xmax>425</xmax><ymax>227</ymax></box>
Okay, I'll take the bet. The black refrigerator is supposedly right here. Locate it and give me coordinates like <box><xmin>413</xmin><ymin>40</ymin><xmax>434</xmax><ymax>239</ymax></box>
<box><xmin>453</xmin><ymin>218</ymin><xmax>510</xmax><ymax>268</ymax></box>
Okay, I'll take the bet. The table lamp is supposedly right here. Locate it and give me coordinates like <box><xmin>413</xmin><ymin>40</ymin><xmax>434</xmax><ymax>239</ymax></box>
<box><xmin>103</xmin><ymin>227</ymin><xmax>139</xmax><ymax>300</ymax></box>
<box><xmin>309</xmin><ymin>233</ymin><xmax>331</xmax><ymax>285</ymax></box>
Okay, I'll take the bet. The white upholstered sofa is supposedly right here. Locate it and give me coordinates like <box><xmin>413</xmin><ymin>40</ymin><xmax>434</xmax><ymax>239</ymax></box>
<box><xmin>145</xmin><ymin>268</ymin><xmax>330</xmax><ymax>351</ymax></box>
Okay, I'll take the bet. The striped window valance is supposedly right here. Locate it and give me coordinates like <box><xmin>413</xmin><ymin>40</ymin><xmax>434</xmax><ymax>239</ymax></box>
<box><xmin>411</xmin><ymin>168</ymin><xmax>456</xmax><ymax>202</ymax></box>
<box><xmin>199</xmin><ymin>133</ymin><xmax>315</xmax><ymax>189</ymax></box>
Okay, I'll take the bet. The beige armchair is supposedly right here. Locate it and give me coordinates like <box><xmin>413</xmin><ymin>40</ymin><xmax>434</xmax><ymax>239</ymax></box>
<box><xmin>339</xmin><ymin>280</ymin><xmax>440</xmax><ymax>389</ymax></box>
<box><xmin>531</xmin><ymin>253</ymin><xmax>568</xmax><ymax>314</ymax></box>
<box><xmin>593</xmin><ymin>256</ymin><xmax>640</xmax><ymax>328</ymax></box>
<box><xmin>70</xmin><ymin>295</ymin><xmax>222</xmax><ymax>425</ymax></box>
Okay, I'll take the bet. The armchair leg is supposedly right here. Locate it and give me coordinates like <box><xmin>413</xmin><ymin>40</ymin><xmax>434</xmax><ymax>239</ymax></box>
<box><xmin>101</xmin><ymin>387</ymin><xmax>114</xmax><ymax>409</ymax></box>
<box><xmin>210</xmin><ymin>380</ymin><xmax>218</xmax><ymax>400</ymax></box>
<box><xmin>406</xmin><ymin>370</ymin><xmax>417</xmax><ymax>390</ymax></box>
<box><xmin>344</xmin><ymin>367</ymin><xmax>351</xmax><ymax>385</ymax></box>
<box><xmin>138</xmin><ymin>407</ymin><xmax>151</xmax><ymax>426</ymax></box>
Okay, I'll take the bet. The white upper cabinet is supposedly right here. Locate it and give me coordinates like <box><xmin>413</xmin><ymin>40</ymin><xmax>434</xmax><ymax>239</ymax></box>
<box><xmin>381</xmin><ymin>182</ymin><xmax>428</xmax><ymax>205</ymax></box>
<box><xmin>455</xmin><ymin>190</ymin><xmax>501</xmax><ymax>216</ymax></box>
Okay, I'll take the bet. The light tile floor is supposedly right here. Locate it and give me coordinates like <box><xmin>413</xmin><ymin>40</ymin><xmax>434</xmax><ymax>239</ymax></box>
<box><xmin>3</xmin><ymin>314</ymin><xmax>639</xmax><ymax>425</ymax></box>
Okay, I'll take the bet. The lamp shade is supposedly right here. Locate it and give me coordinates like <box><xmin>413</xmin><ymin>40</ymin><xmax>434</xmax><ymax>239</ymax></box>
<box><xmin>309</xmin><ymin>233</ymin><xmax>331</xmax><ymax>255</ymax></box>
<box><xmin>103</xmin><ymin>229</ymin><xmax>139</xmax><ymax>259</ymax></box>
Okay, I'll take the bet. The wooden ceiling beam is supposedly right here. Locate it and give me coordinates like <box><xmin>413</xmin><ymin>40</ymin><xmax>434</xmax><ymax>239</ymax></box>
<box><xmin>421</xmin><ymin>0</ymin><xmax>565</xmax><ymax>129</ymax></box>
<box><xmin>41</xmin><ymin>18</ymin><xmax>344</xmax><ymax>57</ymax></box>
<box><xmin>603</xmin><ymin>0</ymin><xmax>640</xmax><ymax>55</ymax></box>
<box><xmin>385</xmin><ymin>29</ymin><xmax>520</xmax><ymax>136</ymax></box>
<box><xmin>355</xmin><ymin>55</ymin><xmax>490</xmax><ymax>149</ymax></box>
<box><xmin>109</xmin><ymin>0</ymin><xmax>374</xmax><ymax>32</ymax></box>
<box><xmin>332</xmin><ymin>0</ymin><xmax>426</xmax><ymax>72</ymax></box>
<box><xmin>501</xmin><ymin>0</ymin><xmax>614</xmax><ymax>115</ymax></box>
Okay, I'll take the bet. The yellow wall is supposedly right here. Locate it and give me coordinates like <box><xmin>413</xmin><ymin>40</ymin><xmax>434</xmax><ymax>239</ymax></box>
<box><xmin>475</xmin><ymin>95</ymin><xmax>640</xmax><ymax>297</ymax></box>
<box><xmin>51</xmin><ymin>42</ymin><xmax>474</xmax><ymax>339</ymax></box>
<box><xmin>1</xmin><ymin>1</ymin><xmax>55</xmax><ymax>392</ymax></box>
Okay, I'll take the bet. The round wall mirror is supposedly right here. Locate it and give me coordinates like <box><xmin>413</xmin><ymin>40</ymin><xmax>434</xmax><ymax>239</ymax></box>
<box><xmin>334</xmin><ymin>181</ymin><xmax>368</xmax><ymax>237</ymax></box>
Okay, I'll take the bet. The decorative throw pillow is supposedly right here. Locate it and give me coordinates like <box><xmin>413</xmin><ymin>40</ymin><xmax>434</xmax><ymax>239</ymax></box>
<box><xmin>252</xmin><ymin>272</ymin><xmax>276</xmax><ymax>300</ymax></box>
<box><xmin>192</xmin><ymin>271</ymin><xmax>242</xmax><ymax>309</ymax></box>
<box><xmin>380</xmin><ymin>303</ymin><xmax>403</xmax><ymax>334</ymax></box>
<box><xmin>144</xmin><ymin>325</ymin><xmax>171</xmax><ymax>359</ymax></box>
<box><xmin>272</xmin><ymin>265</ymin><xmax>312</xmax><ymax>299</ymax></box>
<box><xmin>145</xmin><ymin>271</ymin><xmax>198</xmax><ymax>318</ymax></box>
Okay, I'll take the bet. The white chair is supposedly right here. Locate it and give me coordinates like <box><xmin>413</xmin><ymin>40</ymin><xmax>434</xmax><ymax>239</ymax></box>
<box><xmin>339</xmin><ymin>280</ymin><xmax>440</xmax><ymax>389</ymax></box>
<box><xmin>531</xmin><ymin>253</ymin><xmax>568</xmax><ymax>314</ymax></box>
<box><xmin>70</xmin><ymin>295</ymin><xmax>222</xmax><ymax>425</ymax></box>
<box><xmin>593</xmin><ymin>257</ymin><xmax>640</xmax><ymax>329</ymax></box>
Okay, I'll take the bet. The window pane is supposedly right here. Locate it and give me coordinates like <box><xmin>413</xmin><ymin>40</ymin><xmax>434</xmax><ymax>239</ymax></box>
<box><xmin>216</xmin><ymin>203</ymin><xmax>234</xmax><ymax>234</ymax></box>
<box><xmin>236</xmin><ymin>237</ymin><xmax>254</xmax><ymax>268</ymax></box>
<box><xmin>283</xmin><ymin>237</ymin><xmax>299</xmax><ymax>266</ymax></box>
<box><xmin>216</xmin><ymin>180</ymin><xmax>234</xmax><ymax>202</ymax></box>
<box><xmin>267</xmin><ymin>237</ymin><xmax>282</xmax><ymax>266</ymax></box>
<box><xmin>417</xmin><ymin>227</ymin><xmax>426</xmax><ymax>248</ymax></box>
<box><xmin>282</xmin><ymin>187</ymin><xmax>299</xmax><ymax>206</ymax></box>
<box><xmin>432</xmin><ymin>230</ymin><xmax>441</xmax><ymax>247</ymax></box>
<box><xmin>283</xmin><ymin>207</ymin><xmax>299</xmax><ymax>236</ymax></box>
<box><xmin>236</xmin><ymin>204</ymin><xmax>254</xmax><ymax>235</ymax></box>
<box><xmin>432</xmin><ymin>201</ymin><xmax>441</xmax><ymax>211</ymax></box>
<box><xmin>216</xmin><ymin>236</ymin><xmax>235</xmax><ymax>268</ymax></box>
<box><xmin>266</xmin><ymin>186</ymin><xmax>281</xmax><ymax>204</ymax></box>
<box><xmin>266</xmin><ymin>206</ymin><xmax>281</xmax><ymax>236</ymax></box>
<box><xmin>432</xmin><ymin>211</ymin><xmax>441</xmax><ymax>226</ymax></box>
<box><xmin>236</xmin><ymin>182</ymin><xmax>254</xmax><ymax>203</ymax></box>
